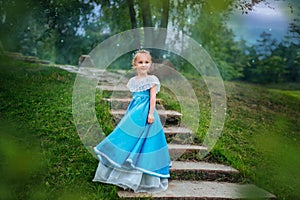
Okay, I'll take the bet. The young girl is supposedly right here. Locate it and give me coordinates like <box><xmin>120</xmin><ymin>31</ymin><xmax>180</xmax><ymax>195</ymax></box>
<box><xmin>93</xmin><ymin>50</ymin><xmax>171</xmax><ymax>193</ymax></box>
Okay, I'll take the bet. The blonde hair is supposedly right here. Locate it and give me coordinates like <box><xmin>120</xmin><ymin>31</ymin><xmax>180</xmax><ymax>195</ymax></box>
<box><xmin>131</xmin><ymin>49</ymin><xmax>152</xmax><ymax>67</ymax></box>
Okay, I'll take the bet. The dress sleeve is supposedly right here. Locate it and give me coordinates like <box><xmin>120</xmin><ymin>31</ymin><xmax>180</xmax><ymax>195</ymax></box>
<box><xmin>150</xmin><ymin>75</ymin><xmax>160</xmax><ymax>93</ymax></box>
<box><xmin>126</xmin><ymin>75</ymin><xmax>161</xmax><ymax>93</ymax></box>
<box><xmin>126</xmin><ymin>77</ymin><xmax>134</xmax><ymax>92</ymax></box>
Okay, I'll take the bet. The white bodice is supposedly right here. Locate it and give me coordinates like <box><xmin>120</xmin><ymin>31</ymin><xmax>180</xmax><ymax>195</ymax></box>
<box><xmin>126</xmin><ymin>75</ymin><xmax>160</xmax><ymax>93</ymax></box>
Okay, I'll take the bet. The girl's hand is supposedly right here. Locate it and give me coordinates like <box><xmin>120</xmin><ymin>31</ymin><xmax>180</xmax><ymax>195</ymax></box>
<box><xmin>147</xmin><ymin>113</ymin><xmax>154</xmax><ymax>124</ymax></box>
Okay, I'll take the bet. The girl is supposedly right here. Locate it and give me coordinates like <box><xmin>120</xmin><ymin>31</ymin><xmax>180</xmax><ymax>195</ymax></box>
<box><xmin>93</xmin><ymin>50</ymin><xmax>171</xmax><ymax>193</ymax></box>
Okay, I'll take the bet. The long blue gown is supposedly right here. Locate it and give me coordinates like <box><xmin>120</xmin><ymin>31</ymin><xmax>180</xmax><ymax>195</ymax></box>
<box><xmin>93</xmin><ymin>75</ymin><xmax>171</xmax><ymax>193</ymax></box>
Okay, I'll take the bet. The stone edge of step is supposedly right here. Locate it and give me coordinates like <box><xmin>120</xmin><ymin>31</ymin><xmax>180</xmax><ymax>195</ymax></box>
<box><xmin>171</xmin><ymin>161</ymin><xmax>239</xmax><ymax>174</ymax></box>
<box><xmin>111</xmin><ymin>109</ymin><xmax>182</xmax><ymax>116</ymax></box>
<box><xmin>117</xmin><ymin>180</ymin><xmax>276</xmax><ymax>199</ymax></box>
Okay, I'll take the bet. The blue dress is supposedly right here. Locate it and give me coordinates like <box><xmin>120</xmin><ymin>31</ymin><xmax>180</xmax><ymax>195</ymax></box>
<box><xmin>93</xmin><ymin>75</ymin><xmax>171</xmax><ymax>193</ymax></box>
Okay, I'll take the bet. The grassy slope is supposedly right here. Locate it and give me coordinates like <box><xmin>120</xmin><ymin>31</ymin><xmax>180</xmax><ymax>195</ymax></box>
<box><xmin>0</xmin><ymin>58</ymin><xmax>117</xmax><ymax>200</ymax></box>
<box><xmin>217</xmin><ymin>81</ymin><xmax>300</xmax><ymax>199</ymax></box>
<box><xmin>0</xmin><ymin>58</ymin><xmax>299</xmax><ymax>199</ymax></box>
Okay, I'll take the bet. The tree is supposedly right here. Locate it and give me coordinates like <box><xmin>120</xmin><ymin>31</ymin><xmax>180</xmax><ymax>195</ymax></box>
<box><xmin>186</xmin><ymin>1</ymin><xmax>249</xmax><ymax>80</ymax></box>
<box><xmin>1</xmin><ymin>0</ymin><xmax>294</xmax><ymax>71</ymax></box>
<box><xmin>273</xmin><ymin>42</ymin><xmax>300</xmax><ymax>82</ymax></box>
<box><xmin>244</xmin><ymin>32</ymin><xmax>293</xmax><ymax>83</ymax></box>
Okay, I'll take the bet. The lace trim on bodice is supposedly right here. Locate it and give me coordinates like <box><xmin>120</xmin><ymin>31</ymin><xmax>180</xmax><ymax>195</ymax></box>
<box><xmin>126</xmin><ymin>75</ymin><xmax>160</xmax><ymax>93</ymax></box>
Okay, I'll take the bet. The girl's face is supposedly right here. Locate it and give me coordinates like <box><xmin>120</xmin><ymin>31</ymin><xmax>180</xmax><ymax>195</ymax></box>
<box><xmin>133</xmin><ymin>53</ymin><xmax>152</xmax><ymax>76</ymax></box>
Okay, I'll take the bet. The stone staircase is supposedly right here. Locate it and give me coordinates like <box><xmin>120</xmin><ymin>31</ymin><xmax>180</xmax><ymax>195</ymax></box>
<box><xmin>59</xmin><ymin>66</ymin><xmax>276</xmax><ymax>199</ymax></box>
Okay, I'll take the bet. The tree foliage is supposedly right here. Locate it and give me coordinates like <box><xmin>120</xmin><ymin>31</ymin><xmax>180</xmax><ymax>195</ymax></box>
<box><xmin>0</xmin><ymin>0</ymin><xmax>299</xmax><ymax>83</ymax></box>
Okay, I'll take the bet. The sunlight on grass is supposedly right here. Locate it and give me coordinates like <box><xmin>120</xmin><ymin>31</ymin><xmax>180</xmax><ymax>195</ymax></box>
<box><xmin>269</xmin><ymin>89</ymin><xmax>300</xmax><ymax>99</ymax></box>
<box><xmin>0</xmin><ymin>121</ymin><xmax>48</xmax><ymax>199</ymax></box>
<box><xmin>253</xmin><ymin>128</ymin><xmax>300</xmax><ymax>198</ymax></box>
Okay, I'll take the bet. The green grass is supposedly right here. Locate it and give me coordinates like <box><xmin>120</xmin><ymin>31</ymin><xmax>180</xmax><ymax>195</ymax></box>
<box><xmin>0</xmin><ymin>56</ymin><xmax>299</xmax><ymax>199</ymax></box>
<box><xmin>0</xmin><ymin>57</ymin><xmax>118</xmax><ymax>199</ymax></box>
<box><xmin>211</xmin><ymin>81</ymin><xmax>300</xmax><ymax>199</ymax></box>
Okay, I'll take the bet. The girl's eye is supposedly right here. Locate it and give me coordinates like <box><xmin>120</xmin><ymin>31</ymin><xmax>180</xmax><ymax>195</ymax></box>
<box><xmin>137</xmin><ymin>61</ymin><xmax>149</xmax><ymax>64</ymax></box>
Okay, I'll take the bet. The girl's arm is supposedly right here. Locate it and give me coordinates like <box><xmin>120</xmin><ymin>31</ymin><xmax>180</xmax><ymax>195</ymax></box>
<box><xmin>147</xmin><ymin>85</ymin><xmax>157</xmax><ymax>124</ymax></box>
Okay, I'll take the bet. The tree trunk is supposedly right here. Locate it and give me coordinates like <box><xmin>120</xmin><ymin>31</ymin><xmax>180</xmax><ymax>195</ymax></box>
<box><xmin>139</xmin><ymin>0</ymin><xmax>153</xmax><ymax>46</ymax></box>
<box><xmin>127</xmin><ymin>0</ymin><xmax>137</xmax><ymax>29</ymax></box>
<box><xmin>127</xmin><ymin>0</ymin><xmax>140</xmax><ymax>48</ymax></box>
<box><xmin>139</xmin><ymin>0</ymin><xmax>153</xmax><ymax>27</ymax></box>
<box><xmin>156</xmin><ymin>0</ymin><xmax>169</xmax><ymax>52</ymax></box>
<box><xmin>160</xmin><ymin>0</ymin><xmax>169</xmax><ymax>28</ymax></box>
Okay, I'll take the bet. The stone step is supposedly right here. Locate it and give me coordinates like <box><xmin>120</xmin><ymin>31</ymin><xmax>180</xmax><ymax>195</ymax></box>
<box><xmin>171</xmin><ymin>161</ymin><xmax>241</xmax><ymax>182</ymax></box>
<box><xmin>104</xmin><ymin>97</ymin><xmax>164</xmax><ymax>110</ymax></box>
<box><xmin>103</xmin><ymin>98</ymin><xmax>132</xmax><ymax>110</ymax></box>
<box><xmin>168</xmin><ymin>144</ymin><xmax>208</xmax><ymax>160</ymax></box>
<box><xmin>111</xmin><ymin>109</ymin><xmax>182</xmax><ymax>125</ymax></box>
<box><xmin>118</xmin><ymin>180</ymin><xmax>276</xmax><ymax>199</ymax></box>
<box><xmin>97</xmin><ymin>85</ymin><xmax>131</xmax><ymax>98</ymax></box>
<box><xmin>97</xmin><ymin>85</ymin><xmax>129</xmax><ymax>92</ymax></box>
<box><xmin>74</xmin><ymin>69</ymin><xmax>127</xmax><ymax>82</ymax></box>
<box><xmin>164</xmin><ymin>126</ymin><xmax>193</xmax><ymax>144</ymax></box>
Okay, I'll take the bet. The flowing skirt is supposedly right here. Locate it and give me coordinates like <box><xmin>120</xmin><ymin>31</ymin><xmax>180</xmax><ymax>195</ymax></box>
<box><xmin>93</xmin><ymin>90</ymin><xmax>171</xmax><ymax>193</ymax></box>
